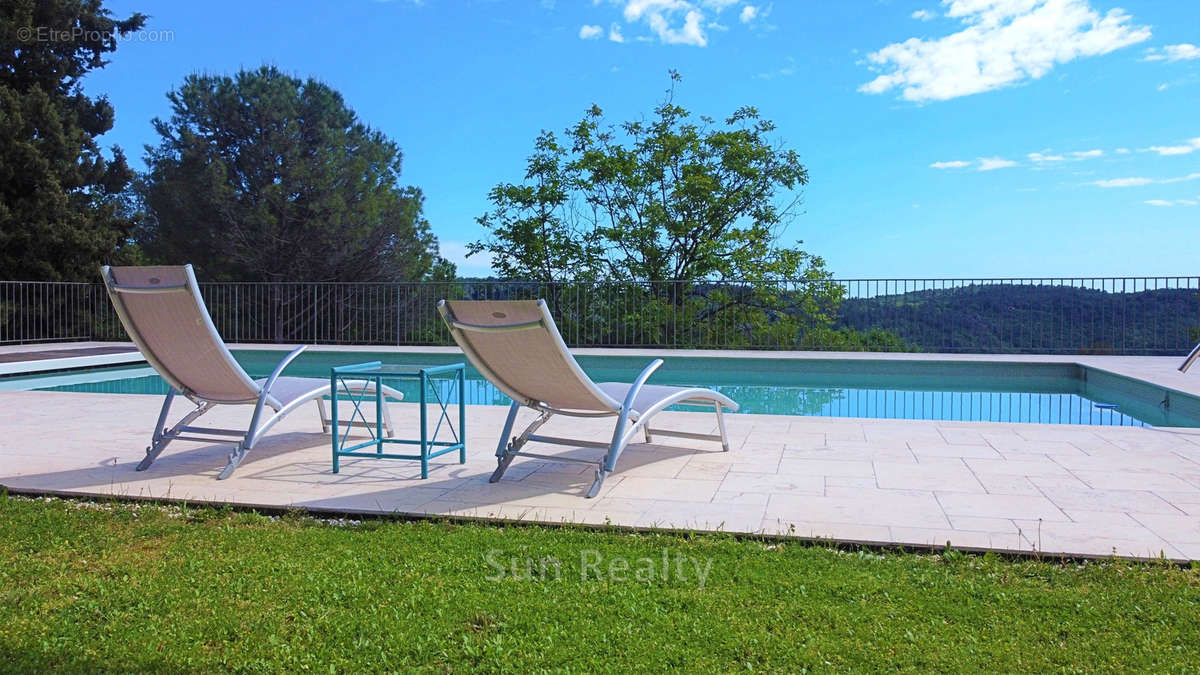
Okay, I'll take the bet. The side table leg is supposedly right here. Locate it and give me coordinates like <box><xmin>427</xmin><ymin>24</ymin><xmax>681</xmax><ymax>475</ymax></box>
<box><xmin>458</xmin><ymin>367</ymin><xmax>466</xmax><ymax>464</ymax></box>
<box><xmin>331</xmin><ymin>373</ymin><xmax>340</xmax><ymax>474</ymax></box>
<box><xmin>376</xmin><ymin>375</ymin><xmax>383</xmax><ymax>459</ymax></box>
<box><xmin>420</xmin><ymin>371</ymin><xmax>429</xmax><ymax>479</ymax></box>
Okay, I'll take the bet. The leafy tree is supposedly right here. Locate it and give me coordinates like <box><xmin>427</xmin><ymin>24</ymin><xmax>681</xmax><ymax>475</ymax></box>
<box><xmin>137</xmin><ymin>66</ymin><xmax>451</xmax><ymax>283</ymax></box>
<box><xmin>468</xmin><ymin>132</ymin><xmax>603</xmax><ymax>282</ymax></box>
<box><xmin>0</xmin><ymin>0</ymin><xmax>145</xmax><ymax>280</ymax></box>
<box><xmin>471</xmin><ymin>72</ymin><xmax>843</xmax><ymax>347</ymax></box>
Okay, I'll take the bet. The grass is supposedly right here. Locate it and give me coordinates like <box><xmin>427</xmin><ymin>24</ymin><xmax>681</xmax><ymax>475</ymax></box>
<box><xmin>0</xmin><ymin>493</ymin><xmax>1197</xmax><ymax>672</ymax></box>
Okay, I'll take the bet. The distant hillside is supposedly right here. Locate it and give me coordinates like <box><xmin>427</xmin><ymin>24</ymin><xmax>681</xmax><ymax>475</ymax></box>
<box><xmin>833</xmin><ymin>284</ymin><xmax>1200</xmax><ymax>355</ymax></box>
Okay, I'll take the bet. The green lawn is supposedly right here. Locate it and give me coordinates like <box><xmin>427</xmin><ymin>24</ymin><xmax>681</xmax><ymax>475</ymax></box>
<box><xmin>0</xmin><ymin>493</ymin><xmax>1196</xmax><ymax>672</ymax></box>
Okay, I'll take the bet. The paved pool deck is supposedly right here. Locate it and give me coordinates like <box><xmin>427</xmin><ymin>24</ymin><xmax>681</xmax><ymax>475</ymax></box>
<box><xmin>1</xmin><ymin>343</ymin><xmax>1199</xmax><ymax>561</ymax></box>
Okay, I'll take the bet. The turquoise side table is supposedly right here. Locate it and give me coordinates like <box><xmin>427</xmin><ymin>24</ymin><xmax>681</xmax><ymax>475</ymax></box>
<box><xmin>330</xmin><ymin>362</ymin><xmax>466</xmax><ymax>478</ymax></box>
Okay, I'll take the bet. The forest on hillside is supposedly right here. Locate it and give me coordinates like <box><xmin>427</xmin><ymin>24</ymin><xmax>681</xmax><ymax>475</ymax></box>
<box><xmin>833</xmin><ymin>284</ymin><xmax>1200</xmax><ymax>355</ymax></box>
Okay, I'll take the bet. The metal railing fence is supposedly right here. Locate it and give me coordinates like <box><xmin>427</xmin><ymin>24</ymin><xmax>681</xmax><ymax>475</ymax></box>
<box><xmin>2</xmin><ymin>277</ymin><xmax>1197</xmax><ymax>355</ymax></box>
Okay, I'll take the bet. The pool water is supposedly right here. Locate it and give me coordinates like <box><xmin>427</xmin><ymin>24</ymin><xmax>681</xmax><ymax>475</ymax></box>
<box><xmin>5</xmin><ymin>350</ymin><xmax>1197</xmax><ymax>428</ymax></box>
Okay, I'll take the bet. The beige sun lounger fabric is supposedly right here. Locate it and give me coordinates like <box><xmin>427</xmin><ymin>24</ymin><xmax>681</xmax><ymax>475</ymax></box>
<box><xmin>101</xmin><ymin>264</ymin><xmax>399</xmax><ymax>479</ymax></box>
<box><xmin>438</xmin><ymin>298</ymin><xmax>738</xmax><ymax>497</ymax></box>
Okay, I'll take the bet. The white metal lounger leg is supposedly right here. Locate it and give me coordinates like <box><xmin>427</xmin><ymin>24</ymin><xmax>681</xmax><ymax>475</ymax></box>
<box><xmin>715</xmin><ymin>401</ymin><xmax>730</xmax><ymax>452</ymax></box>
<box><xmin>316</xmin><ymin>398</ymin><xmax>330</xmax><ymax>433</ymax></box>
<box><xmin>318</xmin><ymin>385</ymin><xmax>395</xmax><ymax>437</ymax></box>
<box><xmin>491</xmin><ymin>404</ymin><xmax>553</xmax><ymax>483</ymax></box>
<box><xmin>138</xmin><ymin>389</ymin><xmax>216</xmax><ymax>471</ymax></box>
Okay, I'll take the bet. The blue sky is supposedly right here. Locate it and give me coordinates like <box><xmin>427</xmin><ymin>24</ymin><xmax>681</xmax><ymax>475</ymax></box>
<box><xmin>87</xmin><ymin>0</ymin><xmax>1199</xmax><ymax>279</ymax></box>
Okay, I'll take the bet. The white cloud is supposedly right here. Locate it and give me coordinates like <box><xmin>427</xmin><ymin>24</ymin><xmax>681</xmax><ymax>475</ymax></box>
<box><xmin>1029</xmin><ymin>149</ymin><xmax>1101</xmax><ymax>162</ymax></box>
<box><xmin>1145</xmin><ymin>198</ymin><xmax>1198</xmax><ymax>207</ymax></box>
<box><xmin>594</xmin><ymin>0</ymin><xmax>758</xmax><ymax>46</ymax></box>
<box><xmin>1092</xmin><ymin>174</ymin><xmax>1200</xmax><ymax>188</ymax></box>
<box><xmin>1115</xmin><ymin>147</ymin><xmax>1130</xmax><ymax>154</ymax></box>
<box><xmin>1028</xmin><ymin>152</ymin><xmax>1065</xmax><ymax>162</ymax></box>
<box><xmin>859</xmin><ymin>0</ymin><xmax>1151</xmax><ymax>103</ymax></box>
<box><xmin>930</xmin><ymin>160</ymin><xmax>970</xmax><ymax>168</ymax></box>
<box><xmin>1143</xmin><ymin>43</ymin><xmax>1200</xmax><ymax>62</ymax></box>
<box><xmin>579</xmin><ymin>24</ymin><xmax>603</xmax><ymax>39</ymax></box>
<box><xmin>652</xmin><ymin>9</ymin><xmax>706</xmax><ymax>45</ymax></box>
<box><xmin>1092</xmin><ymin>177</ymin><xmax>1153</xmax><ymax>187</ymax></box>
<box><xmin>609</xmin><ymin>0</ymin><xmax>708</xmax><ymax>46</ymax></box>
<box><xmin>1162</xmin><ymin>173</ymin><xmax>1200</xmax><ymax>184</ymax></box>
<box><xmin>1144</xmin><ymin>138</ymin><xmax>1200</xmax><ymax>156</ymax></box>
<box><xmin>912</xmin><ymin>9</ymin><xmax>936</xmax><ymax>21</ymax></box>
<box><xmin>978</xmin><ymin>156</ymin><xmax>1017</xmax><ymax>171</ymax></box>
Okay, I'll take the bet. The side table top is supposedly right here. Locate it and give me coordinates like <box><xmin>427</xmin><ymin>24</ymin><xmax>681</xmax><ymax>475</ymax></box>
<box><xmin>331</xmin><ymin>361</ymin><xmax>465</xmax><ymax>376</ymax></box>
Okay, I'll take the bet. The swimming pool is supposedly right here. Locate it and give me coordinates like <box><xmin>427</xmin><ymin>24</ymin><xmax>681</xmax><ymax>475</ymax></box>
<box><xmin>4</xmin><ymin>350</ymin><xmax>1199</xmax><ymax>427</ymax></box>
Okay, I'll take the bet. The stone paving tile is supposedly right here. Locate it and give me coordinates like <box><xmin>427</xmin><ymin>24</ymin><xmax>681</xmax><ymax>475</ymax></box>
<box><xmin>1101</xmin><ymin>434</ymin><xmax>1198</xmax><ymax>453</ymax></box>
<box><xmin>776</xmin><ymin>458</ymin><xmax>875</xmax><ymax>478</ymax></box>
<box><xmin>1128</xmin><ymin>513</ymin><xmax>1200</xmax><ymax>544</ymax></box>
<box><xmin>1069</xmin><ymin>470</ymin><xmax>1198</xmax><ymax>492</ymax></box>
<box><xmin>825</xmin><ymin>485</ymin><xmax>933</xmax><ymax>499</ymax></box>
<box><xmin>586</xmin><ymin>496</ymin><xmax>655</xmax><ymax>514</ymax></box>
<box><xmin>1152</xmin><ymin>491</ymin><xmax>1200</xmax><ymax>516</ymax></box>
<box><xmin>947</xmin><ymin>515</ymin><xmax>1021</xmax><ymax>533</ymax></box>
<box><xmin>299</xmin><ymin>485</ymin><xmax>459</xmax><ymax>512</ymax></box>
<box><xmin>988</xmin><ymin>440</ymin><xmax>1086</xmax><ymax>456</ymax></box>
<box><xmin>782</xmin><ymin>446</ymin><xmax>913</xmax><ymax>463</ymax></box>
<box><xmin>972</xmin><ymin>473</ymin><xmax>1043</xmax><ymax>496</ymax></box>
<box><xmin>674</xmin><ymin>462</ymin><xmax>732</xmax><ymax>481</ymax></box>
<box><xmin>890</xmin><ymin>527</ymin><xmax>1020</xmax><ymax>551</ymax></box>
<box><xmin>827</xmin><ymin>438</ymin><xmax>914</xmax><ymax>451</ymax></box>
<box><xmin>935</xmin><ymin>492</ymin><xmax>1069</xmax><ymax>521</ymax></box>
<box><xmin>1061</xmin><ymin>510</ymin><xmax>1144</xmax><ymax>526</ymax></box>
<box><xmin>964</xmin><ymin>457</ymin><xmax>1074</xmax><ymax>477</ymax></box>
<box><xmin>632</xmin><ymin>501</ymin><xmax>767</xmax><ymax>533</ymax></box>
<box><xmin>1027</xmin><ymin>475</ymin><xmax>1093</xmax><ymax>490</ymax></box>
<box><xmin>759</xmin><ymin>519</ymin><xmax>891</xmax><ymax>542</ymax></box>
<box><xmin>1040</xmin><ymin>487</ymin><xmax>1184</xmax><ymax>515</ymax></box>
<box><xmin>1026</xmin><ymin>535</ymin><xmax>1182</xmax><ymax>559</ymax></box>
<box><xmin>1052</xmin><ymin>453</ymin><xmax>1198</xmax><ymax>473</ymax></box>
<box><xmin>766</xmin><ymin>491</ymin><xmax>950</xmax><ymax>529</ymax></box>
<box><xmin>711</xmin><ymin>490</ymin><xmax>771</xmax><ymax>506</ymax></box>
<box><xmin>825</xmin><ymin>475</ymin><xmax>877</xmax><ymax>489</ymax></box>
<box><xmin>612</xmin><ymin>457</ymin><xmax>693</xmax><ymax>479</ymax></box>
<box><xmin>875</xmin><ymin>461</ymin><xmax>985</xmax><ymax>493</ymax></box>
<box><xmin>1014</xmin><ymin>427</ymin><xmax>1106</xmax><ymax>443</ymax></box>
<box><xmin>937</xmin><ymin>428</ymin><xmax>991</xmax><ymax>445</ymax></box>
<box><xmin>1170</xmin><ymin>541</ymin><xmax>1200</xmax><ymax>559</ymax></box>
<box><xmin>604</xmin><ymin>476</ymin><xmax>722</xmax><ymax>502</ymax></box>
<box><xmin>779</xmin><ymin>432</ymin><xmax>826</xmax><ymax>449</ymax></box>
<box><xmin>1012</xmin><ymin>518</ymin><xmax>1182</xmax><ymax>559</ymax></box>
<box><xmin>720</xmin><ymin>471</ymin><xmax>824</xmax><ymax>495</ymax></box>
<box><xmin>818</xmin><ymin>426</ymin><xmax>868</xmax><ymax>443</ymax></box>
<box><xmin>908</xmin><ymin>443</ymin><xmax>1001</xmax><ymax>460</ymax></box>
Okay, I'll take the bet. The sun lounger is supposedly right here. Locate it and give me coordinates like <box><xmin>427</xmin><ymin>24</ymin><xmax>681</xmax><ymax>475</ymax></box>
<box><xmin>438</xmin><ymin>299</ymin><xmax>738</xmax><ymax>497</ymax></box>
<box><xmin>101</xmin><ymin>264</ymin><xmax>401</xmax><ymax>478</ymax></box>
